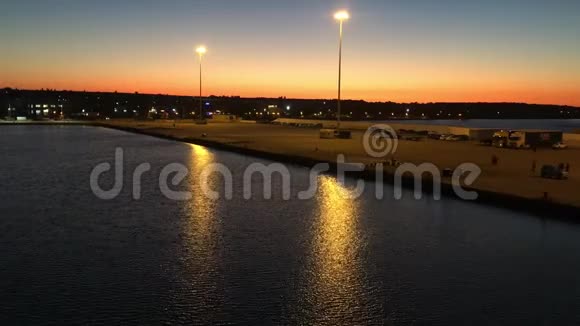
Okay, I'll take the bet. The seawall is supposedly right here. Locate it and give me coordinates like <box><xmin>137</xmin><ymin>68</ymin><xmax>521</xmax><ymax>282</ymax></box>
<box><xmin>96</xmin><ymin>122</ymin><xmax>580</xmax><ymax>221</ymax></box>
<box><xmin>3</xmin><ymin>119</ymin><xmax>579</xmax><ymax>220</ymax></box>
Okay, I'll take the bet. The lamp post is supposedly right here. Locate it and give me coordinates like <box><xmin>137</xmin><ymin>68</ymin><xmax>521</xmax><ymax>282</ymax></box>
<box><xmin>334</xmin><ymin>10</ymin><xmax>349</xmax><ymax>130</ymax></box>
<box><xmin>195</xmin><ymin>46</ymin><xmax>207</xmax><ymax>121</ymax></box>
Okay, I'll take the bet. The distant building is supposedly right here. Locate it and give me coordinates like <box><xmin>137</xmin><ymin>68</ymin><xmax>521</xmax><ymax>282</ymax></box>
<box><xmin>212</xmin><ymin>114</ymin><xmax>239</xmax><ymax>122</ymax></box>
<box><xmin>264</xmin><ymin>105</ymin><xmax>284</xmax><ymax>118</ymax></box>
<box><xmin>26</xmin><ymin>103</ymin><xmax>64</xmax><ymax>119</ymax></box>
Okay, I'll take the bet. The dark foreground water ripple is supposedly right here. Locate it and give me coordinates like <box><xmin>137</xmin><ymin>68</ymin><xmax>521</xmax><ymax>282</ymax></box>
<box><xmin>1</xmin><ymin>126</ymin><xmax>580</xmax><ymax>325</ymax></box>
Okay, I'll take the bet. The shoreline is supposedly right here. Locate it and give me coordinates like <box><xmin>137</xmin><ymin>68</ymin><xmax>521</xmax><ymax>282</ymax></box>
<box><xmin>3</xmin><ymin>120</ymin><xmax>579</xmax><ymax>220</ymax></box>
<box><xmin>95</xmin><ymin>122</ymin><xmax>579</xmax><ymax>221</ymax></box>
<box><xmin>0</xmin><ymin>120</ymin><xmax>90</xmax><ymax>125</ymax></box>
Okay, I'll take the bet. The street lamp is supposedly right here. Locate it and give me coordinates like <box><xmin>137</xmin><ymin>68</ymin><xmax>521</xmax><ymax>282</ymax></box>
<box><xmin>334</xmin><ymin>10</ymin><xmax>349</xmax><ymax>130</ymax></box>
<box><xmin>196</xmin><ymin>46</ymin><xmax>207</xmax><ymax>121</ymax></box>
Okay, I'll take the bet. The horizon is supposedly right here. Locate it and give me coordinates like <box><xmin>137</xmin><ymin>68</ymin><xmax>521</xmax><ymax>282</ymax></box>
<box><xmin>4</xmin><ymin>86</ymin><xmax>580</xmax><ymax>108</ymax></box>
<box><xmin>1</xmin><ymin>0</ymin><xmax>580</xmax><ymax>106</ymax></box>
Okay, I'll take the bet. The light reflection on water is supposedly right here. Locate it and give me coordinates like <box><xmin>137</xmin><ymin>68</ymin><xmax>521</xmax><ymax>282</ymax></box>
<box><xmin>313</xmin><ymin>176</ymin><xmax>361</xmax><ymax>298</ymax></box>
<box><xmin>181</xmin><ymin>144</ymin><xmax>222</xmax><ymax>320</ymax></box>
<box><xmin>3</xmin><ymin>126</ymin><xmax>580</xmax><ymax>324</ymax></box>
<box><xmin>302</xmin><ymin>176</ymin><xmax>381</xmax><ymax>324</ymax></box>
<box><xmin>186</xmin><ymin>144</ymin><xmax>217</xmax><ymax>242</ymax></box>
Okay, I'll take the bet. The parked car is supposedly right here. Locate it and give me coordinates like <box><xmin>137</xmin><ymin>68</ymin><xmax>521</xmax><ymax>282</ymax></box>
<box><xmin>428</xmin><ymin>132</ymin><xmax>441</xmax><ymax>139</ymax></box>
<box><xmin>541</xmin><ymin>165</ymin><xmax>568</xmax><ymax>180</ymax></box>
<box><xmin>443</xmin><ymin>135</ymin><xmax>457</xmax><ymax>141</ymax></box>
<box><xmin>552</xmin><ymin>142</ymin><xmax>568</xmax><ymax>150</ymax></box>
<box><xmin>368</xmin><ymin>126</ymin><xmax>396</xmax><ymax>139</ymax></box>
<box><xmin>440</xmin><ymin>134</ymin><xmax>451</xmax><ymax>140</ymax></box>
<box><xmin>402</xmin><ymin>135</ymin><xmax>421</xmax><ymax>141</ymax></box>
<box><xmin>448</xmin><ymin>135</ymin><xmax>469</xmax><ymax>141</ymax></box>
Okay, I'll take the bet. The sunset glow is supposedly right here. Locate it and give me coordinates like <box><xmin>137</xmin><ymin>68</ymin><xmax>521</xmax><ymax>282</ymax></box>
<box><xmin>1</xmin><ymin>0</ymin><xmax>579</xmax><ymax>106</ymax></box>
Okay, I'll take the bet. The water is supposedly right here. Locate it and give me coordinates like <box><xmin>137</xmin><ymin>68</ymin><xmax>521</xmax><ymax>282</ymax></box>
<box><xmin>1</xmin><ymin>126</ymin><xmax>580</xmax><ymax>324</ymax></box>
<box><xmin>389</xmin><ymin>119</ymin><xmax>580</xmax><ymax>132</ymax></box>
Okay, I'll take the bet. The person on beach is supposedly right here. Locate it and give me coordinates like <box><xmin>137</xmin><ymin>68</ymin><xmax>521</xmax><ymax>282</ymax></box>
<box><xmin>492</xmin><ymin>155</ymin><xmax>498</xmax><ymax>166</ymax></box>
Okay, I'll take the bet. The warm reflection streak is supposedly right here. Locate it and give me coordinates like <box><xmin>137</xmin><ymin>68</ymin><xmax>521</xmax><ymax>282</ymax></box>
<box><xmin>188</xmin><ymin>144</ymin><xmax>215</xmax><ymax>237</ymax></box>
<box><xmin>309</xmin><ymin>176</ymin><xmax>363</xmax><ymax>321</ymax></box>
<box><xmin>183</xmin><ymin>144</ymin><xmax>221</xmax><ymax>315</ymax></box>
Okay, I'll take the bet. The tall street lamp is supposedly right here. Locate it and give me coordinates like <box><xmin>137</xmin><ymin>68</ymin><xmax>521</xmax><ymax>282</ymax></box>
<box><xmin>196</xmin><ymin>46</ymin><xmax>207</xmax><ymax>121</ymax></box>
<box><xmin>334</xmin><ymin>10</ymin><xmax>349</xmax><ymax>130</ymax></box>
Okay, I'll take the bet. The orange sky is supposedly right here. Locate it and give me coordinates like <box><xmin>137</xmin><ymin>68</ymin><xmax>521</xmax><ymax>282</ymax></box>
<box><xmin>4</xmin><ymin>52</ymin><xmax>578</xmax><ymax>106</ymax></box>
<box><xmin>2</xmin><ymin>1</ymin><xmax>579</xmax><ymax>106</ymax></box>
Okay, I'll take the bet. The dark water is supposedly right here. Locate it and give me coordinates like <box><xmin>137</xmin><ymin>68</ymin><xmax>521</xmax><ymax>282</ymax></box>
<box><xmin>1</xmin><ymin>126</ymin><xmax>580</xmax><ymax>325</ymax></box>
<box><xmin>390</xmin><ymin>119</ymin><xmax>580</xmax><ymax>132</ymax></box>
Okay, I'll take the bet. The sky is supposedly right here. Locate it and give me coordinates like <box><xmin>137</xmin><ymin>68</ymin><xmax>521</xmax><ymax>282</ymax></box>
<box><xmin>1</xmin><ymin>0</ymin><xmax>579</xmax><ymax>105</ymax></box>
